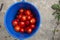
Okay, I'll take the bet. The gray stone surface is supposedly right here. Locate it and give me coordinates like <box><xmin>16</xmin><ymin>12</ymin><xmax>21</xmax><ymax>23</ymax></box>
<box><xmin>0</xmin><ymin>0</ymin><xmax>60</xmax><ymax>40</ymax></box>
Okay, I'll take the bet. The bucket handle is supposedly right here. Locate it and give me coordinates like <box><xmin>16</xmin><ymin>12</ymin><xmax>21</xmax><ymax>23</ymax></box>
<box><xmin>22</xmin><ymin>0</ymin><xmax>25</xmax><ymax>1</ymax></box>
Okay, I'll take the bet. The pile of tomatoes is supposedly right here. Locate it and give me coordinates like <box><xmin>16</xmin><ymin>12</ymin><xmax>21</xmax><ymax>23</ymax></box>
<box><xmin>12</xmin><ymin>8</ymin><xmax>36</xmax><ymax>34</ymax></box>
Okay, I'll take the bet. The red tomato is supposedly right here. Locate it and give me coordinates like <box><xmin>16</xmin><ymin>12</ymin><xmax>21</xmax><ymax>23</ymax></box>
<box><xmin>27</xmin><ymin>15</ymin><xmax>32</xmax><ymax>20</ymax></box>
<box><xmin>12</xmin><ymin>19</ymin><xmax>18</xmax><ymax>26</ymax></box>
<box><xmin>26</xmin><ymin>27</ymin><xmax>32</xmax><ymax>34</ymax></box>
<box><xmin>30</xmin><ymin>18</ymin><xmax>36</xmax><ymax>24</ymax></box>
<box><xmin>17</xmin><ymin>14</ymin><xmax>22</xmax><ymax>19</ymax></box>
<box><xmin>14</xmin><ymin>25</ymin><xmax>20</xmax><ymax>32</ymax></box>
<box><xmin>19</xmin><ymin>9</ymin><xmax>24</xmax><ymax>13</ymax></box>
<box><xmin>25</xmin><ymin>10</ymin><xmax>31</xmax><ymax>16</ymax></box>
<box><xmin>30</xmin><ymin>24</ymin><xmax>35</xmax><ymax>29</ymax></box>
<box><xmin>20</xmin><ymin>28</ymin><xmax>24</xmax><ymax>33</ymax></box>
<box><xmin>21</xmin><ymin>15</ymin><xmax>27</xmax><ymax>21</ymax></box>
<box><xmin>25</xmin><ymin>21</ymin><xmax>30</xmax><ymax>26</ymax></box>
<box><xmin>19</xmin><ymin>22</ymin><xmax>25</xmax><ymax>27</ymax></box>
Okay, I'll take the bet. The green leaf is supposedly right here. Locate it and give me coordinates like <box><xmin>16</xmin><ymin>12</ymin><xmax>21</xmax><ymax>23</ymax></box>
<box><xmin>55</xmin><ymin>29</ymin><xmax>59</xmax><ymax>32</ymax></box>
<box><xmin>52</xmin><ymin>12</ymin><xmax>57</xmax><ymax>15</ymax></box>
<box><xmin>58</xmin><ymin>5</ymin><xmax>60</xmax><ymax>10</ymax></box>
<box><xmin>57</xmin><ymin>14</ymin><xmax>60</xmax><ymax>21</ymax></box>
<box><xmin>53</xmin><ymin>11</ymin><xmax>60</xmax><ymax>15</ymax></box>
<box><xmin>51</xmin><ymin>4</ymin><xmax>59</xmax><ymax>10</ymax></box>
<box><xmin>58</xmin><ymin>16</ymin><xmax>59</xmax><ymax>21</ymax></box>
<box><xmin>52</xmin><ymin>11</ymin><xmax>56</xmax><ymax>15</ymax></box>
<box><xmin>58</xmin><ymin>15</ymin><xmax>60</xmax><ymax>20</ymax></box>
<box><xmin>55</xmin><ymin>15</ymin><xmax>58</xmax><ymax>19</ymax></box>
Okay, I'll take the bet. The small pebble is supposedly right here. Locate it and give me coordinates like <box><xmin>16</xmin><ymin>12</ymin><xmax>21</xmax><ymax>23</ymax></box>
<box><xmin>14</xmin><ymin>39</ymin><xmax>17</xmax><ymax>40</ymax></box>
<box><xmin>5</xmin><ymin>36</ymin><xmax>7</xmax><ymax>38</ymax></box>
<box><xmin>8</xmin><ymin>35</ymin><xmax>11</xmax><ymax>37</ymax></box>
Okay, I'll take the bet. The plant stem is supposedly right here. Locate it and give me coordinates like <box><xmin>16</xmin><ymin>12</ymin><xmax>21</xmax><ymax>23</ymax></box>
<box><xmin>59</xmin><ymin>0</ymin><xmax>60</xmax><ymax>4</ymax></box>
<box><xmin>52</xmin><ymin>21</ymin><xmax>59</xmax><ymax>40</ymax></box>
<box><xmin>0</xmin><ymin>3</ymin><xmax>4</xmax><ymax>12</ymax></box>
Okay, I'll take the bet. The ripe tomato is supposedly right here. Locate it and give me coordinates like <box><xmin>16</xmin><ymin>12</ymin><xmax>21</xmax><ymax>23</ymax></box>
<box><xmin>25</xmin><ymin>21</ymin><xmax>30</xmax><ymax>26</ymax></box>
<box><xmin>26</xmin><ymin>27</ymin><xmax>32</xmax><ymax>34</ymax></box>
<box><xmin>25</xmin><ymin>10</ymin><xmax>31</xmax><ymax>16</ymax></box>
<box><xmin>30</xmin><ymin>24</ymin><xmax>35</xmax><ymax>29</ymax></box>
<box><xmin>20</xmin><ymin>28</ymin><xmax>24</xmax><ymax>33</ymax></box>
<box><xmin>12</xmin><ymin>19</ymin><xmax>19</xmax><ymax>26</ymax></box>
<box><xmin>16</xmin><ymin>14</ymin><xmax>22</xmax><ymax>19</ymax></box>
<box><xmin>21</xmin><ymin>15</ymin><xmax>27</xmax><ymax>21</ymax></box>
<box><xmin>19</xmin><ymin>9</ymin><xmax>24</xmax><ymax>13</ymax></box>
<box><xmin>14</xmin><ymin>25</ymin><xmax>20</xmax><ymax>32</ymax></box>
<box><xmin>30</xmin><ymin>18</ymin><xmax>36</xmax><ymax>24</ymax></box>
<box><xmin>27</xmin><ymin>15</ymin><xmax>32</xmax><ymax>20</ymax></box>
<box><xmin>19</xmin><ymin>22</ymin><xmax>25</xmax><ymax>27</ymax></box>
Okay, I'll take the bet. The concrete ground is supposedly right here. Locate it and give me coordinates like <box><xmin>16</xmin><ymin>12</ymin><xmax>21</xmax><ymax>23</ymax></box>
<box><xmin>0</xmin><ymin>0</ymin><xmax>60</xmax><ymax>40</ymax></box>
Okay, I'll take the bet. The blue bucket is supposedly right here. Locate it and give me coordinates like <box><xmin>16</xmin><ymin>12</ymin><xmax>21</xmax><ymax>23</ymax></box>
<box><xmin>4</xmin><ymin>1</ymin><xmax>41</xmax><ymax>40</ymax></box>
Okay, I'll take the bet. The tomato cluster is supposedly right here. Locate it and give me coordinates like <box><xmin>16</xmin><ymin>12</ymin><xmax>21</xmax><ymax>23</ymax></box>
<box><xmin>12</xmin><ymin>8</ymin><xmax>36</xmax><ymax>34</ymax></box>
